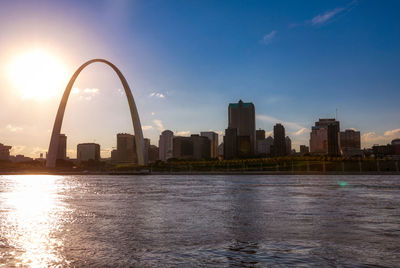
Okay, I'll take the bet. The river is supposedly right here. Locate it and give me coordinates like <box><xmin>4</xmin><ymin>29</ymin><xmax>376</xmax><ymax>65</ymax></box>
<box><xmin>0</xmin><ymin>175</ymin><xmax>399</xmax><ymax>267</ymax></box>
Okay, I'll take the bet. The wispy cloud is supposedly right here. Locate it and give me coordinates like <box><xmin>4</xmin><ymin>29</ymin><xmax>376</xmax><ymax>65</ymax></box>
<box><xmin>30</xmin><ymin>147</ymin><xmax>47</xmax><ymax>156</ymax></box>
<box><xmin>142</xmin><ymin>125</ymin><xmax>153</xmax><ymax>131</ymax></box>
<box><xmin>256</xmin><ymin>114</ymin><xmax>304</xmax><ymax>131</ymax></box>
<box><xmin>294</xmin><ymin>128</ymin><xmax>308</xmax><ymax>136</ymax></box>
<box><xmin>262</xmin><ymin>30</ymin><xmax>277</xmax><ymax>45</ymax></box>
<box><xmin>311</xmin><ymin>7</ymin><xmax>344</xmax><ymax>25</ymax></box>
<box><xmin>10</xmin><ymin>145</ymin><xmax>25</xmax><ymax>155</ymax></box>
<box><xmin>265</xmin><ymin>131</ymin><xmax>273</xmax><ymax>137</ymax></box>
<box><xmin>83</xmin><ymin>88</ymin><xmax>99</xmax><ymax>94</ymax></box>
<box><xmin>384</xmin><ymin>128</ymin><xmax>400</xmax><ymax>137</ymax></box>
<box><xmin>149</xmin><ymin>92</ymin><xmax>165</xmax><ymax>98</ymax></box>
<box><xmin>6</xmin><ymin>124</ymin><xmax>23</xmax><ymax>132</ymax></box>
<box><xmin>362</xmin><ymin>128</ymin><xmax>400</xmax><ymax>147</ymax></box>
<box><xmin>72</xmin><ymin>87</ymin><xmax>100</xmax><ymax>101</ymax></box>
<box><xmin>153</xmin><ymin>119</ymin><xmax>164</xmax><ymax>131</ymax></box>
<box><xmin>176</xmin><ymin>131</ymin><xmax>191</xmax><ymax>136</ymax></box>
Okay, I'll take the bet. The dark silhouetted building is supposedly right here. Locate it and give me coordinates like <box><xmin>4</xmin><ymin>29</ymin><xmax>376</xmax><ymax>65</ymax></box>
<box><xmin>372</xmin><ymin>144</ymin><xmax>394</xmax><ymax>157</ymax></box>
<box><xmin>285</xmin><ymin>136</ymin><xmax>292</xmax><ymax>155</ymax></box>
<box><xmin>173</xmin><ymin>136</ymin><xmax>193</xmax><ymax>159</ymax></box>
<box><xmin>237</xmin><ymin>135</ymin><xmax>252</xmax><ymax>158</ymax></box>
<box><xmin>300</xmin><ymin>145</ymin><xmax>309</xmax><ymax>155</ymax></box>
<box><xmin>228</xmin><ymin>100</ymin><xmax>256</xmax><ymax>156</ymax></box>
<box><xmin>257</xmin><ymin>136</ymin><xmax>274</xmax><ymax>156</ymax></box>
<box><xmin>272</xmin><ymin>124</ymin><xmax>286</xmax><ymax>157</ymax></box>
<box><xmin>200</xmin><ymin>131</ymin><xmax>218</xmax><ymax>158</ymax></box>
<box><xmin>144</xmin><ymin>138</ymin><xmax>150</xmax><ymax>164</ymax></box>
<box><xmin>77</xmin><ymin>143</ymin><xmax>100</xmax><ymax>162</ymax></box>
<box><xmin>393</xmin><ymin>139</ymin><xmax>400</xmax><ymax>155</ymax></box>
<box><xmin>256</xmin><ymin>129</ymin><xmax>265</xmax><ymax>141</ymax></box>
<box><xmin>0</xmin><ymin>143</ymin><xmax>12</xmax><ymax>161</ymax></box>
<box><xmin>148</xmin><ymin>145</ymin><xmax>159</xmax><ymax>163</ymax></box>
<box><xmin>159</xmin><ymin>130</ymin><xmax>174</xmax><ymax>161</ymax></box>
<box><xmin>57</xmin><ymin>134</ymin><xmax>67</xmax><ymax>160</ymax></box>
<box><xmin>173</xmin><ymin>135</ymin><xmax>211</xmax><ymax>160</ymax></box>
<box><xmin>224</xmin><ymin>128</ymin><xmax>237</xmax><ymax>159</ymax></box>
<box><xmin>340</xmin><ymin>129</ymin><xmax>361</xmax><ymax>157</ymax></box>
<box><xmin>218</xmin><ymin>143</ymin><xmax>224</xmax><ymax>158</ymax></box>
<box><xmin>112</xmin><ymin>133</ymin><xmax>137</xmax><ymax>163</ymax></box>
<box><xmin>191</xmin><ymin>135</ymin><xmax>211</xmax><ymax>159</ymax></box>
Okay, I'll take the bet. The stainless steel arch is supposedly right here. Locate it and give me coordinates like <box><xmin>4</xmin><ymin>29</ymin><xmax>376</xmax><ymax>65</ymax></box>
<box><xmin>46</xmin><ymin>59</ymin><xmax>145</xmax><ymax>168</ymax></box>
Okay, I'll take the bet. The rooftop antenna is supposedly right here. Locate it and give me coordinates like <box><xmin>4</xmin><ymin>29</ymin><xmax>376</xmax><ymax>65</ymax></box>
<box><xmin>335</xmin><ymin>108</ymin><xmax>338</xmax><ymax>120</ymax></box>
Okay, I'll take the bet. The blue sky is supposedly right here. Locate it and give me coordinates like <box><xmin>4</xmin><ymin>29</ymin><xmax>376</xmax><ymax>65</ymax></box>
<box><xmin>0</xmin><ymin>0</ymin><xmax>399</xmax><ymax>157</ymax></box>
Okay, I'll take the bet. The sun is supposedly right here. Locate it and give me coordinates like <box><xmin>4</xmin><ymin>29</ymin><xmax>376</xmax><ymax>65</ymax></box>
<box><xmin>8</xmin><ymin>49</ymin><xmax>69</xmax><ymax>100</ymax></box>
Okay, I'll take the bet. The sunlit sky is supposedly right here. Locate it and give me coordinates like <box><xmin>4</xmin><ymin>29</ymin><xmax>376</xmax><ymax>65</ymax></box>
<box><xmin>0</xmin><ymin>0</ymin><xmax>399</xmax><ymax>158</ymax></box>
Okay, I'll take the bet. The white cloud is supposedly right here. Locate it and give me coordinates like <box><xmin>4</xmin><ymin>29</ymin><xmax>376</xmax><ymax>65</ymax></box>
<box><xmin>6</xmin><ymin>124</ymin><xmax>23</xmax><ymax>132</ymax></box>
<box><xmin>72</xmin><ymin>87</ymin><xmax>99</xmax><ymax>101</ymax></box>
<box><xmin>362</xmin><ymin>128</ymin><xmax>400</xmax><ymax>147</ymax></box>
<box><xmin>153</xmin><ymin>119</ymin><xmax>164</xmax><ymax>131</ymax></box>
<box><xmin>151</xmin><ymin>112</ymin><xmax>155</xmax><ymax>116</ymax></box>
<box><xmin>384</xmin><ymin>128</ymin><xmax>400</xmax><ymax>137</ymax></box>
<box><xmin>142</xmin><ymin>125</ymin><xmax>153</xmax><ymax>131</ymax></box>
<box><xmin>83</xmin><ymin>88</ymin><xmax>99</xmax><ymax>94</ymax></box>
<box><xmin>67</xmin><ymin>149</ymin><xmax>77</xmax><ymax>158</ymax></box>
<box><xmin>10</xmin><ymin>145</ymin><xmax>25</xmax><ymax>155</ymax></box>
<box><xmin>311</xmin><ymin>7</ymin><xmax>344</xmax><ymax>25</ymax></box>
<box><xmin>176</xmin><ymin>131</ymin><xmax>191</xmax><ymax>136</ymax></box>
<box><xmin>262</xmin><ymin>30</ymin><xmax>277</xmax><ymax>45</ymax></box>
<box><xmin>30</xmin><ymin>147</ymin><xmax>47</xmax><ymax>156</ymax></box>
<box><xmin>256</xmin><ymin>114</ymin><xmax>304</xmax><ymax>131</ymax></box>
<box><xmin>149</xmin><ymin>92</ymin><xmax>165</xmax><ymax>98</ymax></box>
<box><xmin>294</xmin><ymin>128</ymin><xmax>308</xmax><ymax>136</ymax></box>
<box><xmin>265</xmin><ymin>131</ymin><xmax>273</xmax><ymax>137</ymax></box>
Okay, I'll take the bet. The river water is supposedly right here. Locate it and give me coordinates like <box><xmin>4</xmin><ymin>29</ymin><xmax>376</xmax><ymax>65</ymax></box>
<box><xmin>0</xmin><ymin>175</ymin><xmax>399</xmax><ymax>267</ymax></box>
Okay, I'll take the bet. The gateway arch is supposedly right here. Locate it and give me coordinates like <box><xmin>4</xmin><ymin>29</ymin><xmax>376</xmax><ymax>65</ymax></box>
<box><xmin>46</xmin><ymin>59</ymin><xmax>145</xmax><ymax>168</ymax></box>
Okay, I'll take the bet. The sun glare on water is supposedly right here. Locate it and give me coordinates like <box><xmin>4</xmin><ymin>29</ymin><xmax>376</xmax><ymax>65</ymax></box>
<box><xmin>8</xmin><ymin>49</ymin><xmax>68</xmax><ymax>100</ymax></box>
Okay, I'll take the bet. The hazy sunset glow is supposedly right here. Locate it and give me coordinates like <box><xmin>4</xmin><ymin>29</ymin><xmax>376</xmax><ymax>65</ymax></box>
<box><xmin>8</xmin><ymin>49</ymin><xmax>68</xmax><ymax>100</ymax></box>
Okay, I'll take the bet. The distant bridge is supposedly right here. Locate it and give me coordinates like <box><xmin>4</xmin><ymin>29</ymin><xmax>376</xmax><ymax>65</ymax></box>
<box><xmin>46</xmin><ymin>59</ymin><xmax>145</xmax><ymax>168</ymax></box>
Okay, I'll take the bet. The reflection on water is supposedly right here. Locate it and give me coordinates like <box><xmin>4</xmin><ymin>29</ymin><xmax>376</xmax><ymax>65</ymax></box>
<box><xmin>0</xmin><ymin>174</ymin><xmax>399</xmax><ymax>267</ymax></box>
<box><xmin>0</xmin><ymin>175</ymin><xmax>68</xmax><ymax>266</ymax></box>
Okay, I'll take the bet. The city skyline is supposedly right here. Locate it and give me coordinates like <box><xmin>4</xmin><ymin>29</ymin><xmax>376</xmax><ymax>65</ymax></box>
<box><xmin>1</xmin><ymin>0</ymin><xmax>400</xmax><ymax>158</ymax></box>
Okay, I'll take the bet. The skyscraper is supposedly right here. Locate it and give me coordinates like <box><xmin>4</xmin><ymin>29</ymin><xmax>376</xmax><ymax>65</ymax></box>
<box><xmin>57</xmin><ymin>134</ymin><xmax>67</xmax><ymax>160</ymax></box>
<box><xmin>256</xmin><ymin>129</ymin><xmax>266</xmax><ymax>141</ymax></box>
<box><xmin>223</xmin><ymin>128</ymin><xmax>237</xmax><ymax>160</ymax></box>
<box><xmin>285</xmin><ymin>136</ymin><xmax>292</xmax><ymax>155</ymax></box>
<box><xmin>257</xmin><ymin>136</ymin><xmax>274</xmax><ymax>156</ymax></box>
<box><xmin>77</xmin><ymin>143</ymin><xmax>100</xmax><ymax>162</ymax></box>
<box><xmin>159</xmin><ymin>130</ymin><xmax>174</xmax><ymax>161</ymax></box>
<box><xmin>310</xmin><ymin>126</ymin><xmax>328</xmax><ymax>154</ymax></box>
<box><xmin>0</xmin><ymin>143</ymin><xmax>12</xmax><ymax>161</ymax></box>
<box><xmin>173</xmin><ymin>136</ymin><xmax>193</xmax><ymax>159</ymax></box>
<box><xmin>227</xmin><ymin>100</ymin><xmax>256</xmax><ymax>157</ymax></box>
<box><xmin>340</xmin><ymin>129</ymin><xmax>361</xmax><ymax>156</ymax></box>
<box><xmin>173</xmin><ymin>135</ymin><xmax>211</xmax><ymax>160</ymax></box>
<box><xmin>310</xmin><ymin>119</ymin><xmax>341</xmax><ymax>156</ymax></box>
<box><xmin>148</xmin><ymin>145</ymin><xmax>159</xmax><ymax>163</ymax></box>
<box><xmin>144</xmin><ymin>138</ymin><xmax>151</xmax><ymax>164</ymax></box>
<box><xmin>300</xmin><ymin>145</ymin><xmax>309</xmax><ymax>155</ymax></box>
<box><xmin>114</xmin><ymin>133</ymin><xmax>137</xmax><ymax>163</ymax></box>
<box><xmin>191</xmin><ymin>135</ymin><xmax>211</xmax><ymax>159</ymax></box>
<box><xmin>272</xmin><ymin>123</ymin><xmax>286</xmax><ymax>157</ymax></box>
<box><xmin>200</xmin><ymin>131</ymin><xmax>218</xmax><ymax>158</ymax></box>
